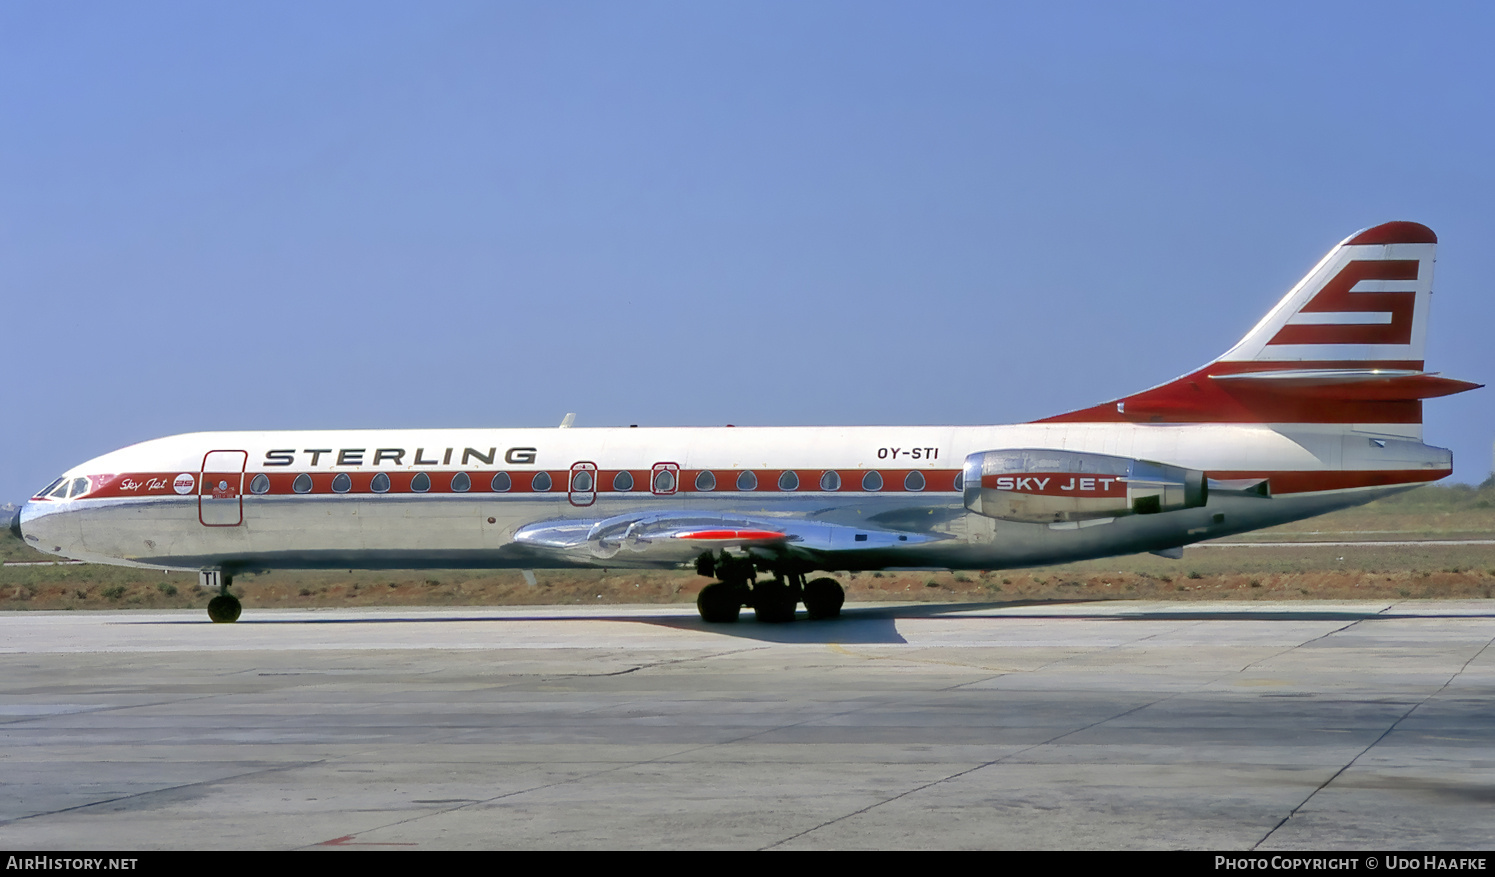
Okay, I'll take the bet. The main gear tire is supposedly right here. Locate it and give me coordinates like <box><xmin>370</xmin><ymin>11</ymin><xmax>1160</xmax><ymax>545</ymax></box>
<box><xmin>803</xmin><ymin>577</ymin><xmax>845</xmax><ymax>620</ymax></box>
<box><xmin>752</xmin><ymin>579</ymin><xmax>797</xmax><ymax>623</ymax></box>
<box><xmin>697</xmin><ymin>582</ymin><xmax>742</xmax><ymax>623</ymax></box>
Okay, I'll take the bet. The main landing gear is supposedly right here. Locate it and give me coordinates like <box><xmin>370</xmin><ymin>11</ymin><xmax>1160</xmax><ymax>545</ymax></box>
<box><xmin>694</xmin><ymin>551</ymin><xmax>845</xmax><ymax>624</ymax></box>
<box><xmin>201</xmin><ymin>570</ymin><xmax>241</xmax><ymax>623</ymax></box>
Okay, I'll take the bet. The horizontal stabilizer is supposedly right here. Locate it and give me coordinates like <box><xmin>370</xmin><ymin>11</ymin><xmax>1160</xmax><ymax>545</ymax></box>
<box><xmin>1209</xmin><ymin>370</ymin><xmax>1481</xmax><ymax>401</ymax></box>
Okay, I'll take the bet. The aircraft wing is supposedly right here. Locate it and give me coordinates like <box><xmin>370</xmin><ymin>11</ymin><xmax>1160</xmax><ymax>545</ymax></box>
<box><xmin>513</xmin><ymin>510</ymin><xmax>944</xmax><ymax>565</ymax></box>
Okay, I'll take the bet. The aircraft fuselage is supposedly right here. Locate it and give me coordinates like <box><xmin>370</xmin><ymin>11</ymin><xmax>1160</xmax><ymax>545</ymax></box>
<box><xmin>18</xmin><ymin>421</ymin><xmax>1449</xmax><ymax>575</ymax></box>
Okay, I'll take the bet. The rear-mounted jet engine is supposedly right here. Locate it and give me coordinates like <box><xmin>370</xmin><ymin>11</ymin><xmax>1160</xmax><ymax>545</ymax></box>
<box><xmin>963</xmin><ymin>449</ymin><xmax>1208</xmax><ymax>523</ymax></box>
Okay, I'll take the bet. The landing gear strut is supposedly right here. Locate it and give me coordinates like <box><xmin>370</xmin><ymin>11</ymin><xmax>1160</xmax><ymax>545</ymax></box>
<box><xmin>693</xmin><ymin>551</ymin><xmax>844</xmax><ymax>624</ymax></box>
<box><xmin>201</xmin><ymin>570</ymin><xmax>241</xmax><ymax>623</ymax></box>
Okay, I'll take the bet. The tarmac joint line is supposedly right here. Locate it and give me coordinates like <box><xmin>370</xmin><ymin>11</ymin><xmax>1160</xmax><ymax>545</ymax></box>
<box><xmin>0</xmin><ymin>761</ymin><xmax>326</xmax><ymax>828</ymax></box>
<box><xmin>758</xmin><ymin>691</ymin><xmax>1184</xmax><ymax>850</ymax></box>
<box><xmin>1251</xmin><ymin>616</ymin><xmax>1495</xmax><ymax>850</ymax></box>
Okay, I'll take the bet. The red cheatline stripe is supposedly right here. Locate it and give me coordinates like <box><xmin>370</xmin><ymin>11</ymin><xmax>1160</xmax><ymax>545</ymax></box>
<box><xmin>53</xmin><ymin>465</ymin><xmax>1447</xmax><ymax>502</ymax></box>
<box><xmin>74</xmin><ymin>468</ymin><xmax>966</xmax><ymax>499</ymax></box>
<box><xmin>1204</xmin><ymin>468</ymin><xmax>1446</xmax><ymax>493</ymax></box>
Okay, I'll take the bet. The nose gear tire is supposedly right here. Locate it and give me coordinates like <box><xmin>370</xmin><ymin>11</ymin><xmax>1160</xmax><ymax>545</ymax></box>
<box><xmin>207</xmin><ymin>595</ymin><xmax>242</xmax><ymax>624</ymax></box>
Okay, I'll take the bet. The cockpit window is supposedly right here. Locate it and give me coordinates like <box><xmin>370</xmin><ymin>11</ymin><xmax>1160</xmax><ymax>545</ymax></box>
<box><xmin>49</xmin><ymin>480</ymin><xmax>71</xmax><ymax>499</ymax></box>
<box><xmin>69</xmin><ymin>478</ymin><xmax>90</xmax><ymax>498</ymax></box>
<box><xmin>37</xmin><ymin>478</ymin><xmax>65</xmax><ymax>498</ymax></box>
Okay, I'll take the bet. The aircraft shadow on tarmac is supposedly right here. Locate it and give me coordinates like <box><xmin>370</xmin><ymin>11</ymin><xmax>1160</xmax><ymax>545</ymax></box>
<box><xmin>128</xmin><ymin>600</ymin><xmax>1495</xmax><ymax>646</ymax></box>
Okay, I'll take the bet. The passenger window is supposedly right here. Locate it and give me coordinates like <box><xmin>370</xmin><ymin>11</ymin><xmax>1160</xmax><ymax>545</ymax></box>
<box><xmin>411</xmin><ymin>472</ymin><xmax>431</xmax><ymax>493</ymax></box>
<box><xmin>293</xmin><ymin>473</ymin><xmax>313</xmax><ymax>494</ymax></box>
<box><xmin>904</xmin><ymin>471</ymin><xmax>925</xmax><ymax>491</ymax></box>
<box><xmin>695</xmin><ymin>470</ymin><xmax>716</xmax><ymax>491</ymax></box>
<box><xmin>451</xmin><ymin>472</ymin><xmax>472</xmax><ymax>492</ymax></box>
<box><xmin>737</xmin><ymin>471</ymin><xmax>757</xmax><ymax>490</ymax></box>
<box><xmin>820</xmin><ymin>471</ymin><xmax>840</xmax><ymax>491</ymax></box>
<box><xmin>953</xmin><ymin>472</ymin><xmax>964</xmax><ymax>491</ymax></box>
<box><xmin>532</xmin><ymin>471</ymin><xmax>552</xmax><ymax>491</ymax></box>
<box><xmin>573</xmin><ymin>470</ymin><xmax>594</xmax><ymax>492</ymax></box>
<box><xmin>613</xmin><ymin>470</ymin><xmax>634</xmax><ymax>491</ymax></box>
<box><xmin>250</xmin><ymin>474</ymin><xmax>270</xmax><ymax>495</ymax></box>
<box><xmin>332</xmin><ymin>473</ymin><xmax>352</xmax><ymax>494</ymax></box>
<box><xmin>491</xmin><ymin>472</ymin><xmax>512</xmax><ymax>492</ymax></box>
<box><xmin>370</xmin><ymin>473</ymin><xmax>391</xmax><ymax>494</ymax></box>
<box><xmin>778</xmin><ymin>471</ymin><xmax>799</xmax><ymax>491</ymax></box>
<box><xmin>862</xmin><ymin>471</ymin><xmax>883</xmax><ymax>491</ymax></box>
<box><xmin>653</xmin><ymin>469</ymin><xmax>675</xmax><ymax>493</ymax></box>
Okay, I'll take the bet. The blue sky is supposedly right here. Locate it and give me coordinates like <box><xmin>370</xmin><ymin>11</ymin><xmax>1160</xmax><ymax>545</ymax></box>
<box><xmin>3</xmin><ymin>1</ymin><xmax>1492</xmax><ymax>502</ymax></box>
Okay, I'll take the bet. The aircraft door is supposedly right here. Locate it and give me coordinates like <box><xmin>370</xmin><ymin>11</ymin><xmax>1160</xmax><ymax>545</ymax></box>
<box><xmin>651</xmin><ymin>462</ymin><xmax>679</xmax><ymax>495</ymax></box>
<box><xmin>200</xmin><ymin>450</ymin><xmax>248</xmax><ymax>526</ymax></box>
<box><xmin>569</xmin><ymin>462</ymin><xmax>597</xmax><ymax>507</ymax></box>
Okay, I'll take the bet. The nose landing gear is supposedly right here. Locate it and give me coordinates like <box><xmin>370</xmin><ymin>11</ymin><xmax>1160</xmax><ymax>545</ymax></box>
<box><xmin>201</xmin><ymin>570</ymin><xmax>242</xmax><ymax>623</ymax></box>
<box><xmin>693</xmin><ymin>551</ymin><xmax>844</xmax><ymax>624</ymax></box>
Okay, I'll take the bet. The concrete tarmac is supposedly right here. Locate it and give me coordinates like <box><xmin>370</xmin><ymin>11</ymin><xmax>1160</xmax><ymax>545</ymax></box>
<box><xmin>1</xmin><ymin>600</ymin><xmax>1492</xmax><ymax>850</ymax></box>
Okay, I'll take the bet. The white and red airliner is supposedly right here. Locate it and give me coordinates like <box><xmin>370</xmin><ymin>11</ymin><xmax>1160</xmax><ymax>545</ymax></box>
<box><xmin>15</xmin><ymin>221</ymin><xmax>1480</xmax><ymax>623</ymax></box>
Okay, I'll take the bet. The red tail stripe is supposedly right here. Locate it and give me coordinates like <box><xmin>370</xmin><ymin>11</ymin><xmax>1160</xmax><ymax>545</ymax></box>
<box><xmin>1346</xmin><ymin>221</ymin><xmax>1437</xmax><ymax>245</ymax></box>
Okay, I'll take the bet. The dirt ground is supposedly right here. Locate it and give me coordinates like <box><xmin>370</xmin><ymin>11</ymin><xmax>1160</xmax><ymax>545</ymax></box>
<box><xmin>4</xmin><ymin>557</ymin><xmax>1494</xmax><ymax>614</ymax></box>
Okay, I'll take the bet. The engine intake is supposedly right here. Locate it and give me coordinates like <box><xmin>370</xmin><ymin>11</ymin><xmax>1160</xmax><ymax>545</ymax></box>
<box><xmin>963</xmin><ymin>449</ymin><xmax>1207</xmax><ymax>523</ymax></box>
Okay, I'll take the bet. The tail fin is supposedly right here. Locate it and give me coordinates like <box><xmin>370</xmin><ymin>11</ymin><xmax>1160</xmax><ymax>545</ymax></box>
<box><xmin>1041</xmin><ymin>221</ymin><xmax>1480</xmax><ymax>432</ymax></box>
<box><xmin>1222</xmin><ymin>220</ymin><xmax>1436</xmax><ymax>364</ymax></box>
